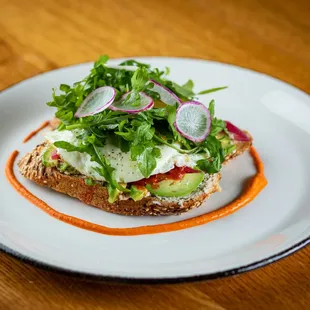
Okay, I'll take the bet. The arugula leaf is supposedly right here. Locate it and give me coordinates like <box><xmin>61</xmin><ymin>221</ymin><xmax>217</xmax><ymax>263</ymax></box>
<box><xmin>208</xmin><ymin>99</ymin><xmax>215</xmax><ymax>117</ymax></box>
<box><xmin>132</xmin><ymin>123</ymin><xmax>154</xmax><ymax>146</ymax></box>
<box><xmin>59</xmin><ymin>84</ymin><xmax>71</xmax><ymax>93</ymax></box>
<box><xmin>210</xmin><ymin>118</ymin><xmax>226</xmax><ymax>136</ymax></box>
<box><xmin>111</xmin><ymin>135</ymin><xmax>130</xmax><ymax>153</ymax></box>
<box><xmin>119</xmin><ymin>60</ymin><xmax>150</xmax><ymax>68</ymax></box>
<box><xmin>168</xmin><ymin>81</ymin><xmax>195</xmax><ymax>99</ymax></box>
<box><xmin>165</xmin><ymin>66</ymin><xmax>170</xmax><ymax>76</ymax></box>
<box><xmin>130</xmin><ymin>144</ymin><xmax>145</xmax><ymax>161</ymax></box>
<box><xmin>115</xmin><ymin>129</ymin><xmax>135</xmax><ymax>141</ymax></box>
<box><xmin>196</xmin><ymin>155</ymin><xmax>221</xmax><ymax>174</ymax></box>
<box><xmin>198</xmin><ymin>86</ymin><xmax>227</xmax><ymax>95</ymax></box>
<box><xmin>182</xmin><ymin>79</ymin><xmax>194</xmax><ymax>94</ymax></box>
<box><xmin>131</xmin><ymin>67</ymin><xmax>149</xmax><ymax>92</ymax></box>
<box><xmin>152</xmin><ymin>147</ymin><xmax>161</xmax><ymax>158</ymax></box>
<box><xmin>53</xmin><ymin>141</ymin><xmax>87</xmax><ymax>153</ymax></box>
<box><xmin>137</xmin><ymin>147</ymin><xmax>157</xmax><ymax>178</ymax></box>
<box><xmin>94</xmin><ymin>55</ymin><xmax>109</xmax><ymax>67</ymax></box>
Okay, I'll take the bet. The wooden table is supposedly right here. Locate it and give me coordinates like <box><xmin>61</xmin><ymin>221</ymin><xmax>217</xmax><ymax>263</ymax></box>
<box><xmin>1</xmin><ymin>0</ymin><xmax>309</xmax><ymax>309</ymax></box>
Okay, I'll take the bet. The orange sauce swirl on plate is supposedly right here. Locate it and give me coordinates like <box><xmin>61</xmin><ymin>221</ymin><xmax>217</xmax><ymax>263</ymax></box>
<box><xmin>5</xmin><ymin>147</ymin><xmax>267</xmax><ymax>236</ymax></box>
<box><xmin>23</xmin><ymin>121</ymin><xmax>50</xmax><ymax>143</ymax></box>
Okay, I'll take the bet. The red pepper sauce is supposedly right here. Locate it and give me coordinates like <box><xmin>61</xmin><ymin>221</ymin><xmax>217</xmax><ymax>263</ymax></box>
<box><xmin>133</xmin><ymin>166</ymin><xmax>199</xmax><ymax>187</ymax></box>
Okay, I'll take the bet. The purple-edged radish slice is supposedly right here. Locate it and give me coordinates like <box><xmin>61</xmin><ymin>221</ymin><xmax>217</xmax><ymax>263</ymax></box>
<box><xmin>148</xmin><ymin>80</ymin><xmax>181</xmax><ymax>106</ymax></box>
<box><xmin>174</xmin><ymin>101</ymin><xmax>211</xmax><ymax>142</ymax></box>
<box><xmin>225</xmin><ymin>121</ymin><xmax>251</xmax><ymax>142</ymax></box>
<box><xmin>110</xmin><ymin>91</ymin><xmax>154</xmax><ymax>113</ymax></box>
<box><xmin>75</xmin><ymin>86</ymin><xmax>116</xmax><ymax>118</ymax></box>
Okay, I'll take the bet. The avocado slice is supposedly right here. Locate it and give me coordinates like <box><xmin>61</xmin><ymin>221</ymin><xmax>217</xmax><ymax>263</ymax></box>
<box><xmin>42</xmin><ymin>145</ymin><xmax>58</xmax><ymax>167</ymax></box>
<box><xmin>130</xmin><ymin>185</ymin><xmax>148</xmax><ymax>201</ymax></box>
<box><xmin>217</xmin><ymin>131</ymin><xmax>231</xmax><ymax>148</ymax></box>
<box><xmin>146</xmin><ymin>172</ymin><xmax>204</xmax><ymax>197</ymax></box>
<box><xmin>108</xmin><ymin>186</ymin><xmax>120</xmax><ymax>203</ymax></box>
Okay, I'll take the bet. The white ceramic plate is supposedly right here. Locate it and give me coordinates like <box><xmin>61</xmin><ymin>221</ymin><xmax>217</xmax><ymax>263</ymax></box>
<box><xmin>1</xmin><ymin>57</ymin><xmax>309</xmax><ymax>283</ymax></box>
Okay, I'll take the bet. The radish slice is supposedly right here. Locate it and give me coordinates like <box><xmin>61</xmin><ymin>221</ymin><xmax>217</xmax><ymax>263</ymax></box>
<box><xmin>110</xmin><ymin>91</ymin><xmax>154</xmax><ymax>113</ymax></box>
<box><xmin>225</xmin><ymin>121</ymin><xmax>251</xmax><ymax>142</ymax></box>
<box><xmin>51</xmin><ymin>150</ymin><xmax>60</xmax><ymax>160</ymax></box>
<box><xmin>174</xmin><ymin>101</ymin><xmax>211</xmax><ymax>142</ymax></box>
<box><xmin>148</xmin><ymin>80</ymin><xmax>181</xmax><ymax>106</ymax></box>
<box><xmin>75</xmin><ymin>86</ymin><xmax>116</xmax><ymax>118</ymax></box>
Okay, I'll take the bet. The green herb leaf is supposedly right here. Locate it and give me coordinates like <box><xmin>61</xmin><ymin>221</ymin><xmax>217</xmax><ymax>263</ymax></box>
<box><xmin>59</xmin><ymin>84</ymin><xmax>71</xmax><ymax>93</ymax></box>
<box><xmin>198</xmin><ymin>86</ymin><xmax>228</xmax><ymax>95</ymax></box>
<box><xmin>131</xmin><ymin>67</ymin><xmax>149</xmax><ymax>92</ymax></box>
<box><xmin>53</xmin><ymin>141</ymin><xmax>86</xmax><ymax>152</ymax></box>
<box><xmin>208</xmin><ymin>99</ymin><xmax>215</xmax><ymax>117</ymax></box>
<box><xmin>137</xmin><ymin>147</ymin><xmax>157</xmax><ymax>178</ymax></box>
<box><xmin>94</xmin><ymin>55</ymin><xmax>109</xmax><ymax>67</ymax></box>
<box><xmin>119</xmin><ymin>60</ymin><xmax>150</xmax><ymax>68</ymax></box>
<box><xmin>169</xmin><ymin>81</ymin><xmax>195</xmax><ymax>99</ymax></box>
<box><xmin>130</xmin><ymin>145</ymin><xmax>145</xmax><ymax>161</ymax></box>
<box><xmin>85</xmin><ymin>178</ymin><xmax>94</xmax><ymax>186</ymax></box>
<box><xmin>196</xmin><ymin>156</ymin><xmax>221</xmax><ymax>174</ymax></box>
<box><xmin>182</xmin><ymin>79</ymin><xmax>194</xmax><ymax>93</ymax></box>
<box><xmin>132</xmin><ymin>123</ymin><xmax>154</xmax><ymax>146</ymax></box>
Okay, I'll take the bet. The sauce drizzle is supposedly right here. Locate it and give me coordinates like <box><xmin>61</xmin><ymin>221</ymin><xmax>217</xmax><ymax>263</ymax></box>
<box><xmin>5</xmin><ymin>147</ymin><xmax>267</xmax><ymax>236</ymax></box>
<box><xmin>133</xmin><ymin>166</ymin><xmax>199</xmax><ymax>187</ymax></box>
<box><xmin>23</xmin><ymin>121</ymin><xmax>50</xmax><ymax>143</ymax></box>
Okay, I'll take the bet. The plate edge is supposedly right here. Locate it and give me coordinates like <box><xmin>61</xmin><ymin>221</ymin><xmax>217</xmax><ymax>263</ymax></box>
<box><xmin>0</xmin><ymin>237</ymin><xmax>309</xmax><ymax>284</ymax></box>
<box><xmin>1</xmin><ymin>57</ymin><xmax>309</xmax><ymax>283</ymax></box>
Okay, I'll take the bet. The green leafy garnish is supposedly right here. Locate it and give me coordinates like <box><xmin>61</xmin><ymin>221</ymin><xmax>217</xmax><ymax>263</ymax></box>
<box><xmin>85</xmin><ymin>178</ymin><xmax>94</xmax><ymax>186</ymax></box>
<box><xmin>47</xmin><ymin>55</ymin><xmax>234</xmax><ymax>200</ymax></box>
<box><xmin>198</xmin><ymin>86</ymin><xmax>228</xmax><ymax>95</ymax></box>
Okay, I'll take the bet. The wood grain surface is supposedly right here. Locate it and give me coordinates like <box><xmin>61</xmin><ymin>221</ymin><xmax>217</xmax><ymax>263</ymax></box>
<box><xmin>0</xmin><ymin>0</ymin><xmax>310</xmax><ymax>309</ymax></box>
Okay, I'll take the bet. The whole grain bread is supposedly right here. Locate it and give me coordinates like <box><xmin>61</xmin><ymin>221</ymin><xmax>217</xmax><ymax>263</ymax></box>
<box><xmin>19</xmin><ymin>121</ymin><xmax>252</xmax><ymax>216</ymax></box>
<box><xmin>18</xmin><ymin>144</ymin><xmax>222</xmax><ymax>216</ymax></box>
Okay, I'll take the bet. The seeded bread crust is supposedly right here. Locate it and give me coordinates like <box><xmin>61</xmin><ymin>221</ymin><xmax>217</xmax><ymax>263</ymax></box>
<box><xmin>18</xmin><ymin>144</ymin><xmax>222</xmax><ymax>216</ymax></box>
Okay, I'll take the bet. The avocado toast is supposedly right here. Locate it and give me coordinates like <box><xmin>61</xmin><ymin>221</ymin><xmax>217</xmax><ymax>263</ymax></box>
<box><xmin>18</xmin><ymin>56</ymin><xmax>252</xmax><ymax>216</ymax></box>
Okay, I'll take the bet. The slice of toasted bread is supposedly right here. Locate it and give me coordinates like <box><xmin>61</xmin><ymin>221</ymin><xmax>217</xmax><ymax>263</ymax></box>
<box><xmin>19</xmin><ymin>120</ymin><xmax>252</xmax><ymax>216</ymax></box>
<box><xmin>18</xmin><ymin>144</ymin><xmax>222</xmax><ymax>216</ymax></box>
